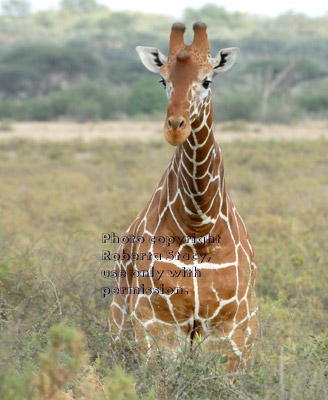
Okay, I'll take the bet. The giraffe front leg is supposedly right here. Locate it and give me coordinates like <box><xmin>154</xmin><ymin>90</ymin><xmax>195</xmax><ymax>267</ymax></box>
<box><xmin>131</xmin><ymin>318</ymin><xmax>190</xmax><ymax>400</ymax></box>
<box><xmin>199</xmin><ymin>311</ymin><xmax>258</xmax><ymax>374</ymax></box>
<box><xmin>109</xmin><ymin>293</ymin><xmax>127</xmax><ymax>341</ymax></box>
<box><xmin>109</xmin><ymin>293</ymin><xmax>136</xmax><ymax>365</ymax></box>
<box><xmin>132</xmin><ymin>318</ymin><xmax>190</xmax><ymax>360</ymax></box>
<box><xmin>131</xmin><ymin>294</ymin><xmax>192</xmax><ymax>361</ymax></box>
<box><xmin>229</xmin><ymin>316</ymin><xmax>258</xmax><ymax>371</ymax></box>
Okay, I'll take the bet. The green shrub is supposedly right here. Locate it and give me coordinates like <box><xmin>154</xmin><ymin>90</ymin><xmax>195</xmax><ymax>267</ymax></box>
<box><xmin>296</xmin><ymin>89</ymin><xmax>328</xmax><ymax>114</ymax></box>
<box><xmin>67</xmin><ymin>98</ymin><xmax>102</xmax><ymax>122</ymax></box>
<box><xmin>128</xmin><ymin>77</ymin><xmax>167</xmax><ymax>116</ymax></box>
<box><xmin>0</xmin><ymin>101</ymin><xmax>17</xmax><ymax>120</ymax></box>
<box><xmin>0</xmin><ymin>45</ymin><xmax>103</xmax><ymax>96</ymax></box>
<box><xmin>213</xmin><ymin>89</ymin><xmax>260</xmax><ymax>121</ymax></box>
<box><xmin>265</xmin><ymin>96</ymin><xmax>301</xmax><ymax>124</ymax></box>
<box><xmin>0</xmin><ymin>82</ymin><xmax>128</xmax><ymax>121</ymax></box>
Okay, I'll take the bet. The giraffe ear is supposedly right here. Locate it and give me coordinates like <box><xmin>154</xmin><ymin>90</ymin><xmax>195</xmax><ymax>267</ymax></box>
<box><xmin>136</xmin><ymin>46</ymin><xmax>167</xmax><ymax>74</ymax></box>
<box><xmin>211</xmin><ymin>47</ymin><xmax>239</xmax><ymax>75</ymax></box>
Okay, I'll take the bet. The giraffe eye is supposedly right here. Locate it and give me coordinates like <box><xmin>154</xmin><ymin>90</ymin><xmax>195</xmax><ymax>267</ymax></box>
<box><xmin>159</xmin><ymin>79</ymin><xmax>166</xmax><ymax>88</ymax></box>
<box><xmin>202</xmin><ymin>80</ymin><xmax>212</xmax><ymax>89</ymax></box>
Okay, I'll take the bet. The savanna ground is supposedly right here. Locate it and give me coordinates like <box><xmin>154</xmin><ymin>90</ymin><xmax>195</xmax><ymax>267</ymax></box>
<box><xmin>0</xmin><ymin>121</ymin><xmax>327</xmax><ymax>399</ymax></box>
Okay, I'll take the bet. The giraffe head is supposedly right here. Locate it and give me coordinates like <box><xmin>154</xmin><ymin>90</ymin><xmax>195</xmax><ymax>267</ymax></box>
<box><xmin>136</xmin><ymin>22</ymin><xmax>239</xmax><ymax>145</ymax></box>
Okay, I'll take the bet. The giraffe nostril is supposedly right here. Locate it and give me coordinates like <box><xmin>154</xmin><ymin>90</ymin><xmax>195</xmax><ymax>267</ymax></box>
<box><xmin>167</xmin><ymin>117</ymin><xmax>186</xmax><ymax>130</ymax></box>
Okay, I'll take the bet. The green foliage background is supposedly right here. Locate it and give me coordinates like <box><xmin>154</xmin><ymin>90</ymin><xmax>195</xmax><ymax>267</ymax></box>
<box><xmin>0</xmin><ymin>1</ymin><xmax>328</xmax><ymax>122</ymax></box>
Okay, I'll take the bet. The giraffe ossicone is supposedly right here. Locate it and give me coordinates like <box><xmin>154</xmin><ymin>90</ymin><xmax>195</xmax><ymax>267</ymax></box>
<box><xmin>109</xmin><ymin>22</ymin><xmax>258</xmax><ymax>371</ymax></box>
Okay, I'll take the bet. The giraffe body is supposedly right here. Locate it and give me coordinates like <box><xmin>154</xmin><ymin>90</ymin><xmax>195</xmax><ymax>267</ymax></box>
<box><xmin>109</xmin><ymin>22</ymin><xmax>258</xmax><ymax>370</ymax></box>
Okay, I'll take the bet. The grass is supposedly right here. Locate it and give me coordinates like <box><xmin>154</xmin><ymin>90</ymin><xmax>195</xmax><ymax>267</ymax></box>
<box><xmin>0</xmin><ymin>136</ymin><xmax>327</xmax><ymax>399</ymax></box>
<box><xmin>0</xmin><ymin>120</ymin><xmax>14</xmax><ymax>132</ymax></box>
<box><xmin>220</xmin><ymin>120</ymin><xmax>250</xmax><ymax>132</ymax></box>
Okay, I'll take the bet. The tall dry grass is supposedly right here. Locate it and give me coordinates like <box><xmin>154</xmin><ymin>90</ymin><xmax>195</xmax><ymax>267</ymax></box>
<box><xmin>0</xmin><ymin>137</ymin><xmax>327</xmax><ymax>399</ymax></box>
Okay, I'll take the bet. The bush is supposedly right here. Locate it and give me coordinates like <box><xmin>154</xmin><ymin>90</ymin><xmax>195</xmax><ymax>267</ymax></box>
<box><xmin>0</xmin><ymin>82</ymin><xmax>128</xmax><ymax>121</ymax></box>
<box><xmin>0</xmin><ymin>64</ymin><xmax>39</xmax><ymax>97</ymax></box>
<box><xmin>128</xmin><ymin>77</ymin><xmax>167</xmax><ymax>116</ymax></box>
<box><xmin>52</xmin><ymin>81</ymin><xmax>128</xmax><ymax>121</ymax></box>
<box><xmin>67</xmin><ymin>98</ymin><xmax>102</xmax><ymax>122</ymax></box>
<box><xmin>0</xmin><ymin>45</ymin><xmax>103</xmax><ymax>97</ymax></box>
<box><xmin>213</xmin><ymin>89</ymin><xmax>260</xmax><ymax>121</ymax></box>
<box><xmin>264</xmin><ymin>96</ymin><xmax>301</xmax><ymax>124</ymax></box>
<box><xmin>27</xmin><ymin>99</ymin><xmax>56</xmax><ymax>121</ymax></box>
<box><xmin>296</xmin><ymin>89</ymin><xmax>328</xmax><ymax>114</ymax></box>
<box><xmin>0</xmin><ymin>323</ymin><xmax>139</xmax><ymax>400</ymax></box>
<box><xmin>0</xmin><ymin>100</ymin><xmax>17</xmax><ymax>120</ymax></box>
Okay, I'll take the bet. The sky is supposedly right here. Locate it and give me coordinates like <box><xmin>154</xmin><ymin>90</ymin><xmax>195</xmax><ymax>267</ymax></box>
<box><xmin>30</xmin><ymin>0</ymin><xmax>328</xmax><ymax>18</ymax></box>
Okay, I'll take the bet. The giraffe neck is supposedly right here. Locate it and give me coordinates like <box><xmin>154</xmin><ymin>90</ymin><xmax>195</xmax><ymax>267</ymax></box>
<box><xmin>170</xmin><ymin>100</ymin><xmax>226</xmax><ymax>237</ymax></box>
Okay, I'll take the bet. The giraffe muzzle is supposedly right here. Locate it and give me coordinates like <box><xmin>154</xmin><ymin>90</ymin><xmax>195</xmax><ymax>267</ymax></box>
<box><xmin>164</xmin><ymin>115</ymin><xmax>191</xmax><ymax>145</ymax></box>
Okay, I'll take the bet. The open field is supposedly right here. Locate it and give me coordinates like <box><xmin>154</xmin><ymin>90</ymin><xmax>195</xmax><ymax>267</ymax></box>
<box><xmin>0</xmin><ymin>120</ymin><xmax>327</xmax><ymax>142</ymax></box>
<box><xmin>0</xmin><ymin>123</ymin><xmax>327</xmax><ymax>399</ymax></box>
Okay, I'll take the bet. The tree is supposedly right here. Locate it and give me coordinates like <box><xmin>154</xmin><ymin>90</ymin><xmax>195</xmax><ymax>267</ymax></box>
<box><xmin>0</xmin><ymin>45</ymin><xmax>103</xmax><ymax>96</ymax></box>
<box><xmin>0</xmin><ymin>0</ymin><xmax>30</xmax><ymax>17</ymax></box>
<box><xmin>128</xmin><ymin>77</ymin><xmax>167</xmax><ymax>116</ymax></box>
<box><xmin>257</xmin><ymin>60</ymin><xmax>296</xmax><ymax>122</ymax></box>
<box><xmin>246</xmin><ymin>58</ymin><xmax>328</xmax><ymax>122</ymax></box>
<box><xmin>60</xmin><ymin>0</ymin><xmax>100</xmax><ymax>13</ymax></box>
<box><xmin>183</xmin><ymin>4</ymin><xmax>261</xmax><ymax>39</ymax></box>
